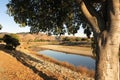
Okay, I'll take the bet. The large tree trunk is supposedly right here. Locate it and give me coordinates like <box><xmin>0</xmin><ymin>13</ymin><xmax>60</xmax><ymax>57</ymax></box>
<box><xmin>78</xmin><ymin>0</ymin><xmax>120</xmax><ymax>79</ymax></box>
<box><xmin>95</xmin><ymin>30</ymin><xmax>120</xmax><ymax>80</ymax></box>
<box><xmin>95</xmin><ymin>1</ymin><xmax>120</xmax><ymax>80</ymax></box>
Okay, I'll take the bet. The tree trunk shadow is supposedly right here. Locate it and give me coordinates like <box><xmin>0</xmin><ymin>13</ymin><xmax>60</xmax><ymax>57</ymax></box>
<box><xmin>0</xmin><ymin>44</ymin><xmax>57</xmax><ymax>80</ymax></box>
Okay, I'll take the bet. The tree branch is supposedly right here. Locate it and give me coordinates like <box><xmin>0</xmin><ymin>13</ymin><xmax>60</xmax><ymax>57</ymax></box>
<box><xmin>76</xmin><ymin>0</ymin><xmax>105</xmax><ymax>34</ymax></box>
<box><xmin>80</xmin><ymin>1</ymin><xmax>100</xmax><ymax>34</ymax></box>
<box><xmin>83</xmin><ymin>0</ymin><xmax>105</xmax><ymax>31</ymax></box>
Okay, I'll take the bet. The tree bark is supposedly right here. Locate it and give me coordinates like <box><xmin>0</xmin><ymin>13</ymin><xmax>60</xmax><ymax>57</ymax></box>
<box><xmin>95</xmin><ymin>30</ymin><xmax>120</xmax><ymax>80</ymax></box>
<box><xmin>78</xmin><ymin>0</ymin><xmax>120</xmax><ymax>79</ymax></box>
<box><xmin>95</xmin><ymin>1</ymin><xmax>120</xmax><ymax>80</ymax></box>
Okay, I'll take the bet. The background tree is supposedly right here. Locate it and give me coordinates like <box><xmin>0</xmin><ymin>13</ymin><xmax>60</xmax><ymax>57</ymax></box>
<box><xmin>7</xmin><ymin>0</ymin><xmax>120</xmax><ymax>80</ymax></box>
<box><xmin>3</xmin><ymin>34</ymin><xmax>20</xmax><ymax>50</ymax></box>
<box><xmin>0</xmin><ymin>24</ymin><xmax>3</xmax><ymax>42</ymax></box>
<box><xmin>0</xmin><ymin>24</ymin><xmax>2</xmax><ymax>30</ymax></box>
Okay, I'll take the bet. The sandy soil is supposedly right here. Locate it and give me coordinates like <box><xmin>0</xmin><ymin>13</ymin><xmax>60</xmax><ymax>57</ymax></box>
<box><xmin>0</xmin><ymin>46</ymin><xmax>43</xmax><ymax>80</ymax></box>
<box><xmin>39</xmin><ymin>45</ymin><xmax>93</xmax><ymax>57</ymax></box>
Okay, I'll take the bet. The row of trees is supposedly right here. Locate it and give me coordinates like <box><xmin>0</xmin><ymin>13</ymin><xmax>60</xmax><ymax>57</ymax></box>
<box><xmin>62</xmin><ymin>37</ymin><xmax>89</xmax><ymax>42</ymax></box>
<box><xmin>6</xmin><ymin>0</ymin><xmax>120</xmax><ymax>80</ymax></box>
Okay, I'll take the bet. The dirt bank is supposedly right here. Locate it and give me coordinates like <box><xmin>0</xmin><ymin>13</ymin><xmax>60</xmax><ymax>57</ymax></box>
<box><xmin>39</xmin><ymin>45</ymin><xmax>93</xmax><ymax>57</ymax></box>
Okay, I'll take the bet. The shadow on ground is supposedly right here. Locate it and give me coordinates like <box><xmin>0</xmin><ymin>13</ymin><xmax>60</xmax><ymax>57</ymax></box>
<box><xmin>0</xmin><ymin>44</ymin><xmax>57</xmax><ymax>80</ymax></box>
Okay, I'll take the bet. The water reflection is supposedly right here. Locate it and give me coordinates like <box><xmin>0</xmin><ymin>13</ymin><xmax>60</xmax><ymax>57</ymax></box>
<box><xmin>39</xmin><ymin>50</ymin><xmax>95</xmax><ymax>69</ymax></box>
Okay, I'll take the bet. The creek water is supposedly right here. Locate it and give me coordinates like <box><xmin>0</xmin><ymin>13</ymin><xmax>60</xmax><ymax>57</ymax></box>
<box><xmin>39</xmin><ymin>50</ymin><xmax>95</xmax><ymax>69</ymax></box>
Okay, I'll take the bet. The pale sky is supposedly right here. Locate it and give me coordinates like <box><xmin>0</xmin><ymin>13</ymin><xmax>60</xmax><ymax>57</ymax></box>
<box><xmin>0</xmin><ymin>0</ymin><xmax>86</xmax><ymax>37</ymax></box>
<box><xmin>0</xmin><ymin>0</ymin><xmax>30</xmax><ymax>33</ymax></box>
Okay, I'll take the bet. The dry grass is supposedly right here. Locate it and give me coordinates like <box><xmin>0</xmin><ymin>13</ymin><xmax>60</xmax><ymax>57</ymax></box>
<box><xmin>76</xmin><ymin>66</ymin><xmax>95</xmax><ymax>78</ymax></box>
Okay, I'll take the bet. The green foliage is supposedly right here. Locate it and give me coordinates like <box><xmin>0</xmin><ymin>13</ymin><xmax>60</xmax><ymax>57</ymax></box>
<box><xmin>34</xmin><ymin>38</ymin><xmax>45</xmax><ymax>42</ymax></box>
<box><xmin>81</xmin><ymin>38</ymin><xmax>88</xmax><ymax>41</ymax></box>
<box><xmin>62</xmin><ymin>37</ymin><xmax>90</xmax><ymax>42</ymax></box>
<box><xmin>9</xmin><ymin>34</ymin><xmax>20</xmax><ymax>40</ymax></box>
<box><xmin>6</xmin><ymin>0</ymin><xmax>109</xmax><ymax>54</ymax></box>
<box><xmin>0</xmin><ymin>35</ymin><xmax>3</xmax><ymax>42</ymax></box>
<box><xmin>7</xmin><ymin>0</ymin><xmax>95</xmax><ymax>36</ymax></box>
<box><xmin>0</xmin><ymin>38</ymin><xmax>3</xmax><ymax>43</ymax></box>
<box><xmin>0</xmin><ymin>24</ymin><xmax>2</xmax><ymax>30</ymax></box>
<box><xmin>91</xmin><ymin>37</ymin><xmax>96</xmax><ymax>57</ymax></box>
<box><xmin>62</xmin><ymin>37</ymin><xmax>71</xmax><ymax>42</ymax></box>
<box><xmin>84</xmin><ymin>27</ymin><xmax>91</xmax><ymax>38</ymax></box>
<box><xmin>75</xmin><ymin>37</ymin><xmax>81</xmax><ymax>41</ymax></box>
<box><xmin>3</xmin><ymin>34</ymin><xmax>20</xmax><ymax>50</ymax></box>
<box><xmin>62</xmin><ymin>37</ymin><xmax>85</xmax><ymax>42</ymax></box>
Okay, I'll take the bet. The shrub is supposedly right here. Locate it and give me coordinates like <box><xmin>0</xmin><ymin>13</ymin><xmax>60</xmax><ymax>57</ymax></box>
<box><xmin>0</xmin><ymin>35</ymin><xmax>4</xmax><ymax>42</ymax></box>
<box><xmin>75</xmin><ymin>37</ymin><xmax>81</xmax><ymax>41</ymax></box>
<box><xmin>3</xmin><ymin>34</ymin><xmax>20</xmax><ymax>50</ymax></box>
<box><xmin>0</xmin><ymin>38</ymin><xmax>3</xmax><ymax>42</ymax></box>
<box><xmin>76</xmin><ymin>66</ymin><xmax>95</xmax><ymax>77</ymax></box>
<box><xmin>62</xmin><ymin>37</ymin><xmax>71</xmax><ymax>41</ymax></box>
<box><xmin>81</xmin><ymin>38</ymin><xmax>88</xmax><ymax>41</ymax></box>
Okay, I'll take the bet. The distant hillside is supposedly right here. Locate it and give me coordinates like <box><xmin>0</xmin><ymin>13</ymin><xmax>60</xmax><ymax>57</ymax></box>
<box><xmin>0</xmin><ymin>32</ymin><xmax>89</xmax><ymax>42</ymax></box>
<box><xmin>17</xmin><ymin>32</ymin><xmax>56</xmax><ymax>42</ymax></box>
<box><xmin>0</xmin><ymin>32</ymin><xmax>56</xmax><ymax>42</ymax></box>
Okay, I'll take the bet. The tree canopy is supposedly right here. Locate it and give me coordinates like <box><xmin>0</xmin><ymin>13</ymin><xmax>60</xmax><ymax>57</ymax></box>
<box><xmin>7</xmin><ymin>0</ymin><xmax>106</xmax><ymax>37</ymax></box>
